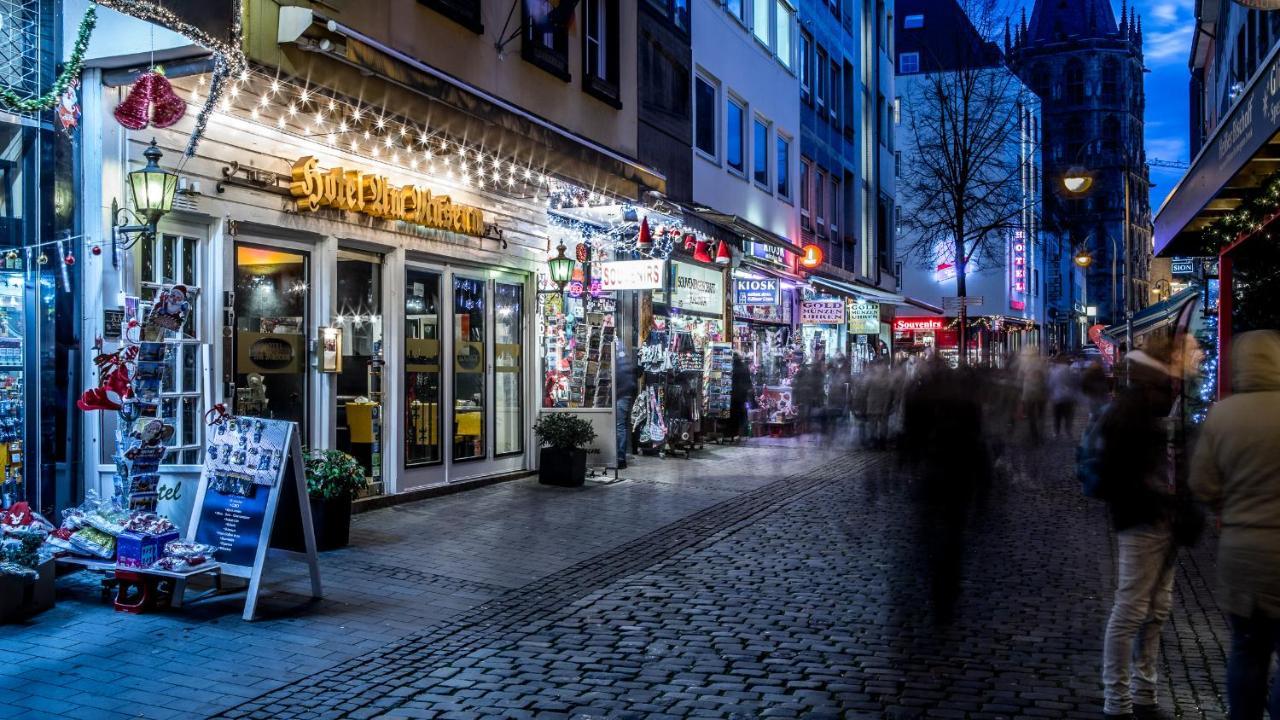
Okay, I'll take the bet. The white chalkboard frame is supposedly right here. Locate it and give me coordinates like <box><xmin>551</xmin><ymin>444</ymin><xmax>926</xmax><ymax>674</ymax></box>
<box><xmin>185</xmin><ymin>419</ymin><xmax>322</xmax><ymax>621</ymax></box>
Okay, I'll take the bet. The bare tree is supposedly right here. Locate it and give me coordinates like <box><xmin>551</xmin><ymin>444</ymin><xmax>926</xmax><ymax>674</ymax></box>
<box><xmin>898</xmin><ymin>0</ymin><xmax>1036</xmax><ymax>362</ymax></box>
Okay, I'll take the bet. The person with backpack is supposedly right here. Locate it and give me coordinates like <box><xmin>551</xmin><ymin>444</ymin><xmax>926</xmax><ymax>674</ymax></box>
<box><xmin>1098</xmin><ymin>339</ymin><xmax>1181</xmax><ymax>720</ymax></box>
<box><xmin>1190</xmin><ymin>331</ymin><xmax>1280</xmax><ymax>719</ymax></box>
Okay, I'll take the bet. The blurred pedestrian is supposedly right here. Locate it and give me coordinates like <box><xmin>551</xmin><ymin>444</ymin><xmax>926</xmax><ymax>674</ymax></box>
<box><xmin>1019</xmin><ymin>348</ymin><xmax>1048</xmax><ymax>445</ymax></box>
<box><xmin>865</xmin><ymin>362</ymin><xmax>895</xmax><ymax>451</ymax></box>
<box><xmin>729</xmin><ymin>352</ymin><xmax>753</xmax><ymax>440</ymax></box>
<box><xmin>1082</xmin><ymin>359</ymin><xmax>1111</xmax><ymax>419</ymax></box>
<box><xmin>1190</xmin><ymin>331</ymin><xmax>1280</xmax><ymax>720</ymax></box>
<box><xmin>614</xmin><ymin>338</ymin><xmax>638</xmax><ymax>470</ymax></box>
<box><xmin>1048</xmin><ymin>355</ymin><xmax>1079</xmax><ymax>438</ymax></box>
<box><xmin>1099</xmin><ymin>339</ymin><xmax>1180</xmax><ymax>720</ymax></box>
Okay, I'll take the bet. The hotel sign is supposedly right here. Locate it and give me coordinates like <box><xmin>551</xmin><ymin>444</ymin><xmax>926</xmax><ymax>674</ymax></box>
<box><xmin>289</xmin><ymin>156</ymin><xmax>487</xmax><ymax>237</ymax></box>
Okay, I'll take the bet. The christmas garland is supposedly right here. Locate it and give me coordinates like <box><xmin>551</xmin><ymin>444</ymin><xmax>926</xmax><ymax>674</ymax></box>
<box><xmin>0</xmin><ymin>3</ymin><xmax>96</xmax><ymax>113</ymax></box>
<box><xmin>1197</xmin><ymin>168</ymin><xmax>1280</xmax><ymax>254</ymax></box>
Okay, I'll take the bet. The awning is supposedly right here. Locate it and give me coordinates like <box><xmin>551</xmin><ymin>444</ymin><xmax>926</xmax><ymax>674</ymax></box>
<box><xmin>809</xmin><ymin>277</ymin><xmax>907</xmax><ymax>305</ymax></box>
<box><xmin>740</xmin><ymin>256</ymin><xmax>805</xmax><ymax>283</ymax></box>
<box><xmin>272</xmin><ymin>9</ymin><xmax>665</xmax><ymax>200</ymax></box>
<box><xmin>1154</xmin><ymin>42</ymin><xmax>1280</xmax><ymax>256</ymax></box>
<box><xmin>1101</xmin><ymin>288</ymin><xmax>1200</xmax><ymax>343</ymax></box>
<box><xmin>678</xmin><ymin>203</ymin><xmax>799</xmax><ymax>254</ymax></box>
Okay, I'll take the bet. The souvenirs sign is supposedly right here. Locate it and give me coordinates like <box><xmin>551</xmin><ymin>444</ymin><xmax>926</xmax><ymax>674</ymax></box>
<box><xmin>289</xmin><ymin>156</ymin><xmax>487</xmax><ymax>237</ymax></box>
<box><xmin>598</xmin><ymin>259</ymin><xmax>664</xmax><ymax>291</ymax></box>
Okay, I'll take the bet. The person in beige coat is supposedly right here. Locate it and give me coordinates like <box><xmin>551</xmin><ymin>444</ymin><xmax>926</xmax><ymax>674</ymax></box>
<box><xmin>1190</xmin><ymin>330</ymin><xmax>1280</xmax><ymax>720</ymax></box>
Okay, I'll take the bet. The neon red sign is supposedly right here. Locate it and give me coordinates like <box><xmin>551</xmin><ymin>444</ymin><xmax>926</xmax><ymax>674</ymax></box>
<box><xmin>893</xmin><ymin>317</ymin><xmax>945</xmax><ymax>332</ymax></box>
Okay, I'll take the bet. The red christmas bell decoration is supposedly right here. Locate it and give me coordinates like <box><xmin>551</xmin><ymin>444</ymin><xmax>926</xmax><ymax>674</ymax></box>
<box><xmin>714</xmin><ymin>240</ymin><xmax>731</xmax><ymax>266</ymax></box>
<box><xmin>691</xmin><ymin>236</ymin><xmax>713</xmax><ymax>264</ymax></box>
<box><xmin>91</xmin><ymin>245</ymin><xmax>102</xmax><ymax>256</ymax></box>
<box><xmin>114</xmin><ymin>72</ymin><xmax>156</xmax><ymax>130</ymax></box>
<box><xmin>149</xmin><ymin>73</ymin><xmax>187</xmax><ymax>129</ymax></box>
<box><xmin>637</xmin><ymin>217</ymin><xmax>652</xmax><ymax>251</ymax></box>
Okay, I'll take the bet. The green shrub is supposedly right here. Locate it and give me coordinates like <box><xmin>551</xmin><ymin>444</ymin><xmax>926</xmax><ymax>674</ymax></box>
<box><xmin>533</xmin><ymin>413</ymin><xmax>597</xmax><ymax>450</ymax></box>
<box><xmin>303</xmin><ymin>449</ymin><xmax>368</xmax><ymax>500</ymax></box>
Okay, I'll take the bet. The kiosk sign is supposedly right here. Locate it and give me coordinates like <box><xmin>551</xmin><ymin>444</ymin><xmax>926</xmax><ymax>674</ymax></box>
<box><xmin>735</xmin><ymin>278</ymin><xmax>780</xmax><ymax>306</ymax></box>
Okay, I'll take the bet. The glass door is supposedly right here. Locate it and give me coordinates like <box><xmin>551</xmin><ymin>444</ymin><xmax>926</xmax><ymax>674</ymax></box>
<box><xmin>452</xmin><ymin>275</ymin><xmax>486</xmax><ymax>462</ymax></box>
<box><xmin>494</xmin><ymin>280</ymin><xmax>524</xmax><ymax>457</ymax></box>
<box><xmin>335</xmin><ymin>249</ymin><xmax>384</xmax><ymax>494</ymax></box>
<box><xmin>233</xmin><ymin>243</ymin><xmax>310</xmax><ymax>439</ymax></box>
<box><xmin>404</xmin><ymin>267</ymin><xmax>443</xmax><ymax>470</ymax></box>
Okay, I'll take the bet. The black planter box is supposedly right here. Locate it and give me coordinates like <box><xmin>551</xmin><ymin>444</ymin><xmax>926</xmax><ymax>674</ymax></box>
<box><xmin>0</xmin><ymin>559</ymin><xmax>54</xmax><ymax>624</ymax></box>
<box><xmin>538</xmin><ymin>447</ymin><xmax>587</xmax><ymax>487</ymax></box>
<box><xmin>274</xmin><ymin>494</ymin><xmax>353</xmax><ymax>552</ymax></box>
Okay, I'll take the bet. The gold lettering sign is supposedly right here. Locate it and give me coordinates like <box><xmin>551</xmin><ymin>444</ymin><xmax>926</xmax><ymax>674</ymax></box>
<box><xmin>289</xmin><ymin>156</ymin><xmax>487</xmax><ymax>237</ymax></box>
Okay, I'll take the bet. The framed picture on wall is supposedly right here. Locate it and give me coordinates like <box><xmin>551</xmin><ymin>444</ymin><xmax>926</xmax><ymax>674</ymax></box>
<box><xmin>318</xmin><ymin>326</ymin><xmax>342</xmax><ymax>373</ymax></box>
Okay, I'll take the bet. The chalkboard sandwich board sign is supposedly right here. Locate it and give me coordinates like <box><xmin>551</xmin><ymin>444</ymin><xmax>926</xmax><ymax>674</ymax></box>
<box><xmin>186</xmin><ymin>417</ymin><xmax>321</xmax><ymax>620</ymax></box>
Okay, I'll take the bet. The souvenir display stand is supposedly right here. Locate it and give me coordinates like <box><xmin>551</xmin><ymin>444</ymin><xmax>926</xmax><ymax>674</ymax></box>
<box><xmin>702</xmin><ymin>342</ymin><xmax>736</xmax><ymax>441</ymax></box>
<box><xmin>537</xmin><ymin>281</ymin><xmax>618</xmax><ymax>468</ymax></box>
<box><xmin>632</xmin><ymin>326</ymin><xmax>706</xmax><ymax>458</ymax></box>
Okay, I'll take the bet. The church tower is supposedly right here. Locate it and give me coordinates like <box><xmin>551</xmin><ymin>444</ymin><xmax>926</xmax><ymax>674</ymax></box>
<box><xmin>1008</xmin><ymin>0</ymin><xmax>1151</xmax><ymax>331</ymax></box>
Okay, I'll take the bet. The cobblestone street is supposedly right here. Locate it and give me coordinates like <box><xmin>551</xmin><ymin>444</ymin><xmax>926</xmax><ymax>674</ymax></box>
<box><xmin>3</xmin><ymin>434</ymin><xmax>1230</xmax><ymax>719</ymax></box>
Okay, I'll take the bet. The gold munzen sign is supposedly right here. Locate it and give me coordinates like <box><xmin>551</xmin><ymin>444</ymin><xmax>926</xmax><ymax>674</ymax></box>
<box><xmin>289</xmin><ymin>156</ymin><xmax>487</xmax><ymax>237</ymax></box>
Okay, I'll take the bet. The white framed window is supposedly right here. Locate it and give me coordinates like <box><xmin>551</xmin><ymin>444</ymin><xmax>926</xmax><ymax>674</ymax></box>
<box><xmin>584</xmin><ymin>0</ymin><xmax>608</xmax><ymax>81</ymax></box>
<box><xmin>815</xmin><ymin>47</ymin><xmax>828</xmax><ymax>110</ymax></box>
<box><xmin>776</xmin><ymin>0</ymin><xmax>794</xmax><ymax>68</ymax></box>
<box><xmin>777</xmin><ymin>134</ymin><xmax>792</xmax><ymax>199</ymax></box>
<box><xmin>829</xmin><ymin>60</ymin><xmax>840</xmax><ymax>123</ymax></box>
<box><xmin>726</xmin><ymin>0</ymin><xmax>746</xmax><ymax>24</ymax></box>
<box><xmin>893</xmin><ymin>96</ymin><xmax>901</xmax><ymax>124</ymax></box>
<box><xmin>903</xmin><ymin>14</ymin><xmax>924</xmax><ymax>29</ymax></box>
<box><xmin>800</xmin><ymin>158</ymin><xmax>812</xmax><ymax>230</ymax></box>
<box><xmin>727</xmin><ymin>96</ymin><xmax>746</xmax><ymax>175</ymax></box>
<box><xmin>814</xmin><ymin>168</ymin><xmax>826</xmax><ymax>235</ymax></box>
<box><xmin>830</xmin><ymin>177</ymin><xmax>841</xmax><ymax>239</ymax></box>
<box><xmin>753</xmin><ymin>116</ymin><xmax>771</xmax><ymax>188</ymax></box>
<box><xmin>138</xmin><ymin>229</ymin><xmax>204</xmax><ymax>465</ymax></box>
<box><xmin>753</xmin><ymin>0</ymin><xmax>771</xmax><ymax>46</ymax></box>
<box><xmin>898</xmin><ymin>52</ymin><xmax>919</xmax><ymax>74</ymax></box>
<box><xmin>799</xmin><ymin>31</ymin><xmax>813</xmax><ymax>98</ymax></box>
<box><xmin>695</xmin><ymin>73</ymin><xmax>719</xmax><ymax>160</ymax></box>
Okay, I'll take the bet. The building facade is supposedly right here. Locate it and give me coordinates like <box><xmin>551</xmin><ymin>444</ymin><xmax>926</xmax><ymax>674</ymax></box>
<box><xmin>893</xmin><ymin>0</ymin><xmax>1045</xmax><ymax>364</ymax></box>
<box><xmin>1008</xmin><ymin>0</ymin><xmax>1152</xmax><ymax>338</ymax></box>
<box><xmin>73</xmin><ymin>0</ymin><xmax>663</xmax><ymax>517</ymax></box>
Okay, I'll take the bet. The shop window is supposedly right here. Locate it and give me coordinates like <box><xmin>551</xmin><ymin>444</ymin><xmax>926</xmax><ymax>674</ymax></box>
<box><xmin>727</xmin><ymin>97</ymin><xmax>746</xmax><ymax>175</ymax></box>
<box><xmin>405</xmin><ymin>269</ymin><xmax>442</xmax><ymax>467</ymax></box>
<box><xmin>695</xmin><ymin>74</ymin><xmax>718</xmax><ymax>159</ymax></box>
<box><xmin>777</xmin><ymin>134</ymin><xmax>791</xmax><ymax>199</ymax></box>
<box><xmin>523</xmin><ymin>0</ymin><xmax>571</xmax><ymax>80</ymax></box>
<box><xmin>898</xmin><ymin>52</ymin><xmax>919</xmax><ymax>74</ymax></box>
<box><xmin>233</xmin><ymin>244</ymin><xmax>310</xmax><ymax>443</ymax></box>
<box><xmin>582</xmin><ymin>0</ymin><xmax>621</xmax><ymax>107</ymax></box>
<box><xmin>753</xmin><ymin>116</ymin><xmax>770</xmax><ymax>188</ymax></box>
<box><xmin>495</xmin><ymin>282</ymin><xmax>524</xmax><ymax>456</ymax></box>
<box><xmin>335</xmin><ymin>251</ymin><xmax>384</xmax><ymax>491</ymax></box>
<box><xmin>420</xmin><ymin>0</ymin><xmax>483</xmax><ymax>34</ymax></box>
<box><xmin>137</xmin><ymin>230</ymin><xmax>203</xmax><ymax>465</ymax></box>
<box><xmin>453</xmin><ymin>276</ymin><xmax>487</xmax><ymax>461</ymax></box>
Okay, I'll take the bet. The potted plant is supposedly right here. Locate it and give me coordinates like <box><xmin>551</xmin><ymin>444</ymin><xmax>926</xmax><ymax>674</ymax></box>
<box><xmin>0</xmin><ymin>529</ymin><xmax>54</xmax><ymax>623</ymax></box>
<box><xmin>534</xmin><ymin>413</ymin><xmax>597</xmax><ymax>487</ymax></box>
<box><xmin>302</xmin><ymin>449</ymin><xmax>368</xmax><ymax>550</ymax></box>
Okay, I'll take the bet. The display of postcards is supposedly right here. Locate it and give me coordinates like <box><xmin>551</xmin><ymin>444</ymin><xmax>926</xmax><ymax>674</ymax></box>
<box><xmin>134</xmin><ymin>360</ymin><xmax>167</xmax><ymax>383</ymax></box>
<box><xmin>137</xmin><ymin>342</ymin><xmax>169</xmax><ymax>361</ymax></box>
<box><xmin>129</xmin><ymin>472</ymin><xmax>159</xmax><ymax>494</ymax></box>
<box><xmin>127</xmin><ymin>492</ymin><xmax>158</xmax><ymax>511</ymax></box>
<box><xmin>129</xmin><ymin>417</ymin><xmax>175</xmax><ymax>445</ymax></box>
<box><xmin>210</xmin><ymin>473</ymin><xmax>257</xmax><ymax>497</ymax></box>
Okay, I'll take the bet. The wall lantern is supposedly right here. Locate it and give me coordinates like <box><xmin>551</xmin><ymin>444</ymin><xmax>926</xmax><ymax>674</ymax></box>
<box><xmin>547</xmin><ymin>240</ymin><xmax>575</xmax><ymax>290</ymax></box>
<box><xmin>111</xmin><ymin>138</ymin><xmax>178</xmax><ymax>268</ymax></box>
<box><xmin>1073</xmin><ymin>251</ymin><xmax>1094</xmax><ymax>268</ymax></box>
<box><xmin>799</xmin><ymin>243</ymin><xmax>824</xmax><ymax>269</ymax></box>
